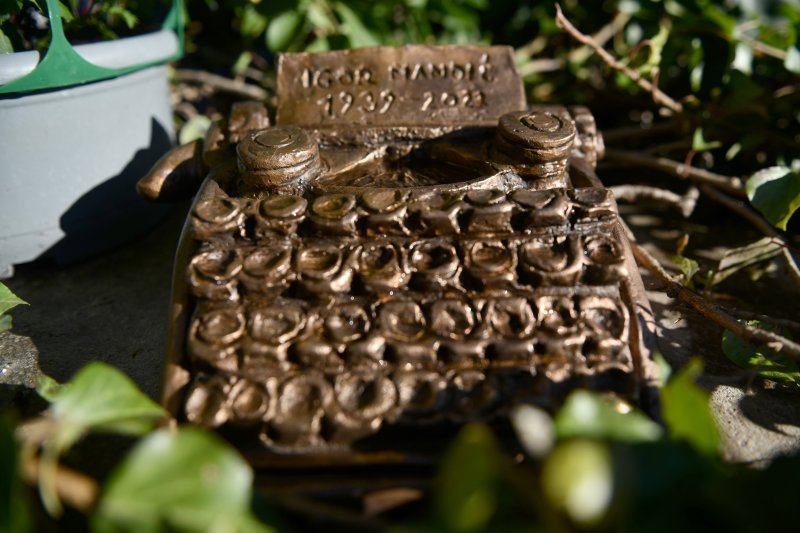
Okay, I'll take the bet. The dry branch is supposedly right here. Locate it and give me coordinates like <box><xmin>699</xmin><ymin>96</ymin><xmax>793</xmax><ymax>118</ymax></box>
<box><xmin>624</xmin><ymin>225</ymin><xmax>800</xmax><ymax>362</ymax></box>
<box><xmin>554</xmin><ymin>4</ymin><xmax>683</xmax><ymax>114</ymax></box>
<box><xmin>604</xmin><ymin>148</ymin><xmax>745</xmax><ymax>197</ymax></box>
<box><xmin>610</xmin><ymin>185</ymin><xmax>699</xmax><ymax>218</ymax></box>
<box><xmin>173</xmin><ymin>69</ymin><xmax>268</xmax><ymax>101</ymax></box>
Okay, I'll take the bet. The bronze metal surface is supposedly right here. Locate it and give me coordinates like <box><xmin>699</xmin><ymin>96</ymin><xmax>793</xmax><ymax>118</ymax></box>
<box><xmin>141</xmin><ymin>44</ymin><xmax>658</xmax><ymax>469</ymax></box>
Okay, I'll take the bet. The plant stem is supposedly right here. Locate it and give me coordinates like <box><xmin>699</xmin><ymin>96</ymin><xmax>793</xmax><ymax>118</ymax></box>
<box><xmin>624</xmin><ymin>225</ymin><xmax>800</xmax><ymax>362</ymax></box>
<box><xmin>554</xmin><ymin>4</ymin><xmax>683</xmax><ymax>114</ymax></box>
<box><xmin>604</xmin><ymin>148</ymin><xmax>745</xmax><ymax>197</ymax></box>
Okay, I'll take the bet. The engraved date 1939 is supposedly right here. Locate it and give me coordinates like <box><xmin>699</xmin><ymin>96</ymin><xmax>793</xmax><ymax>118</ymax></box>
<box><xmin>316</xmin><ymin>89</ymin><xmax>487</xmax><ymax>118</ymax></box>
<box><xmin>317</xmin><ymin>90</ymin><xmax>395</xmax><ymax>118</ymax></box>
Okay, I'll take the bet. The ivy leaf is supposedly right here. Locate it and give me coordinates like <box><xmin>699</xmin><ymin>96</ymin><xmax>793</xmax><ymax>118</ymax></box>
<box><xmin>542</xmin><ymin>440</ymin><xmax>613</xmax><ymax>526</ymax></box>
<box><xmin>435</xmin><ymin>424</ymin><xmax>501</xmax><ymax>532</ymax></box>
<box><xmin>746</xmin><ymin>166</ymin><xmax>800</xmax><ymax>230</ymax></box>
<box><xmin>239</xmin><ymin>6</ymin><xmax>268</xmax><ymax>41</ymax></box>
<box><xmin>179</xmin><ymin>115</ymin><xmax>212</xmax><ymax>145</ymax></box>
<box><xmin>0</xmin><ymin>282</ymin><xmax>27</xmax><ymax>316</ymax></box>
<box><xmin>692</xmin><ymin>127</ymin><xmax>722</xmax><ymax>152</ymax></box>
<box><xmin>306</xmin><ymin>2</ymin><xmax>336</xmax><ymax>34</ymax></box>
<box><xmin>0</xmin><ymin>28</ymin><xmax>13</xmax><ymax>54</ymax></box>
<box><xmin>784</xmin><ymin>46</ymin><xmax>800</xmax><ymax>74</ymax></box>
<box><xmin>712</xmin><ymin>237</ymin><xmax>782</xmax><ymax>286</ymax></box>
<box><xmin>334</xmin><ymin>2</ymin><xmax>379</xmax><ymax>48</ymax></box>
<box><xmin>57</xmin><ymin>1</ymin><xmax>74</xmax><ymax>22</ymax></box>
<box><xmin>266</xmin><ymin>10</ymin><xmax>303</xmax><ymax>52</ymax></box>
<box><xmin>673</xmin><ymin>254</ymin><xmax>699</xmax><ymax>288</ymax></box>
<box><xmin>44</xmin><ymin>362</ymin><xmax>166</xmax><ymax>442</ymax></box>
<box><xmin>0</xmin><ymin>282</ymin><xmax>27</xmax><ymax>333</ymax></box>
<box><xmin>722</xmin><ymin>321</ymin><xmax>800</xmax><ymax>386</ymax></box>
<box><xmin>661</xmin><ymin>358</ymin><xmax>720</xmax><ymax>456</ymax></box>
<box><xmin>107</xmin><ymin>5</ymin><xmax>138</xmax><ymax>29</ymax></box>
<box><xmin>554</xmin><ymin>390</ymin><xmax>662</xmax><ymax>443</ymax></box>
<box><xmin>93</xmin><ymin>427</ymin><xmax>271</xmax><ymax>533</ymax></box>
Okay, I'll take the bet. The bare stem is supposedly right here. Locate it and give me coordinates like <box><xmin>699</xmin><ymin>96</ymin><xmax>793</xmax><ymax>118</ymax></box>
<box><xmin>554</xmin><ymin>4</ymin><xmax>683</xmax><ymax>114</ymax></box>
<box><xmin>172</xmin><ymin>69</ymin><xmax>268</xmax><ymax>101</ymax></box>
<box><xmin>610</xmin><ymin>185</ymin><xmax>699</xmax><ymax>218</ymax></box>
<box><xmin>624</xmin><ymin>225</ymin><xmax>800</xmax><ymax>362</ymax></box>
<box><xmin>604</xmin><ymin>148</ymin><xmax>745</xmax><ymax>197</ymax></box>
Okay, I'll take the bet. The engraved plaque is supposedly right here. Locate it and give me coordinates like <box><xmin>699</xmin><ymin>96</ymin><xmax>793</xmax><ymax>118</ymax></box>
<box><xmin>276</xmin><ymin>45</ymin><xmax>526</xmax><ymax>128</ymax></box>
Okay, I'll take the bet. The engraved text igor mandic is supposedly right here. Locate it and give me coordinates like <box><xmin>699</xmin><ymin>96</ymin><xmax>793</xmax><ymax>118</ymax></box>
<box><xmin>299</xmin><ymin>53</ymin><xmax>495</xmax><ymax>119</ymax></box>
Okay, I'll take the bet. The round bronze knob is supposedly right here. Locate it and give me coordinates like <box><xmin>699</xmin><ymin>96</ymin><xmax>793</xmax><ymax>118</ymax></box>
<box><xmin>237</xmin><ymin>126</ymin><xmax>321</xmax><ymax>190</ymax></box>
<box><xmin>497</xmin><ymin>110</ymin><xmax>576</xmax><ymax>154</ymax></box>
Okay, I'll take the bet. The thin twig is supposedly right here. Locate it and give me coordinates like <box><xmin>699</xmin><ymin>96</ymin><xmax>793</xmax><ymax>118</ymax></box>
<box><xmin>567</xmin><ymin>11</ymin><xmax>631</xmax><ymax>64</ymax></box>
<box><xmin>172</xmin><ymin>69</ymin><xmax>268</xmax><ymax>101</ymax></box>
<box><xmin>554</xmin><ymin>4</ymin><xmax>683</xmax><ymax>114</ymax></box>
<box><xmin>700</xmin><ymin>184</ymin><xmax>800</xmax><ymax>287</ymax></box>
<box><xmin>601</xmin><ymin>121</ymin><xmax>679</xmax><ymax>144</ymax></box>
<box><xmin>604</xmin><ymin>148</ymin><xmax>745</xmax><ymax>197</ymax></box>
<box><xmin>610</xmin><ymin>185</ymin><xmax>699</xmax><ymax>218</ymax></box>
<box><xmin>518</xmin><ymin>58</ymin><xmax>565</xmax><ymax>77</ymax></box>
<box><xmin>622</xmin><ymin>224</ymin><xmax>800</xmax><ymax>362</ymax></box>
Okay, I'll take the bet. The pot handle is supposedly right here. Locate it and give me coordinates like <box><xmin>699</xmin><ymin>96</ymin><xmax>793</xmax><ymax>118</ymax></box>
<box><xmin>0</xmin><ymin>0</ymin><xmax>183</xmax><ymax>96</ymax></box>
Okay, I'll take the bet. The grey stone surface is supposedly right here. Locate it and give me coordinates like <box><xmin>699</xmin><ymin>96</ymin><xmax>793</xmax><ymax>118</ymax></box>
<box><xmin>0</xmin><ymin>198</ymin><xmax>798</xmax><ymax>464</ymax></box>
<box><xmin>0</xmin><ymin>205</ymin><xmax>189</xmax><ymax>400</ymax></box>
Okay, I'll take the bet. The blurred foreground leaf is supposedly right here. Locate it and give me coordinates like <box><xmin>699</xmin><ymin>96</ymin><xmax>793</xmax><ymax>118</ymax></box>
<box><xmin>94</xmin><ymin>427</ymin><xmax>270</xmax><ymax>533</ymax></box>
<box><xmin>0</xmin><ymin>416</ymin><xmax>30</xmax><ymax>533</ymax></box>
<box><xmin>554</xmin><ymin>390</ymin><xmax>662</xmax><ymax>443</ymax></box>
<box><xmin>43</xmin><ymin>362</ymin><xmax>166</xmax><ymax>441</ymax></box>
<box><xmin>661</xmin><ymin>358</ymin><xmax>720</xmax><ymax>456</ymax></box>
<box><xmin>266</xmin><ymin>10</ymin><xmax>303</xmax><ymax>52</ymax></box>
<box><xmin>435</xmin><ymin>424</ymin><xmax>502</xmax><ymax>532</ymax></box>
<box><xmin>542</xmin><ymin>439</ymin><xmax>612</xmax><ymax>526</ymax></box>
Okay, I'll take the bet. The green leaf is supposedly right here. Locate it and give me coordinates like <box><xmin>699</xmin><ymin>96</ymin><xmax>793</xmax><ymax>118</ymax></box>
<box><xmin>333</xmin><ymin>2</ymin><xmax>379</xmax><ymax>48</ymax></box>
<box><xmin>691</xmin><ymin>127</ymin><xmax>722</xmax><ymax>152</ymax></box>
<box><xmin>0</xmin><ymin>28</ymin><xmax>13</xmax><ymax>54</ymax></box>
<box><xmin>240</xmin><ymin>6</ymin><xmax>268</xmax><ymax>41</ymax></box>
<box><xmin>0</xmin><ymin>282</ymin><xmax>27</xmax><ymax>316</ymax></box>
<box><xmin>712</xmin><ymin>237</ymin><xmax>782</xmax><ymax>286</ymax></box>
<box><xmin>94</xmin><ymin>427</ymin><xmax>271</xmax><ymax>533</ymax></box>
<box><xmin>46</xmin><ymin>362</ymin><xmax>166</xmax><ymax>441</ymax></box>
<box><xmin>673</xmin><ymin>254</ymin><xmax>699</xmax><ymax>288</ymax></box>
<box><xmin>661</xmin><ymin>358</ymin><xmax>720</xmax><ymax>456</ymax></box>
<box><xmin>266</xmin><ymin>10</ymin><xmax>303</xmax><ymax>52</ymax></box>
<box><xmin>435</xmin><ymin>424</ymin><xmax>500</xmax><ymax>532</ymax></box>
<box><xmin>306</xmin><ymin>2</ymin><xmax>336</xmax><ymax>34</ymax></box>
<box><xmin>654</xmin><ymin>352</ymin><xmax>672</xmax><ymax>386</ymax></box>
<box><xmin>542</xmin><ymin>439</ymin><xmax>613</xmax><ymax>526</ymax></box>
<box><xmin>554</xmin><ymin>390</ymin><xmax>662</xmax><ymax>443</ymax></box>
<box><xmin>784</xmin><ymin>46</ymin><xmax>800</xmax><ymax>74</ymax></box>
<box><xmin>722</xmin><ymin>321</ymin><xmax>800</xmax><ymax>386</ymax></box>
<box><xmin>0</xmin><ymin>315</ymin><xmax>11</xmax><ymax>334</ymax></box>
<box><xmin>746</xmin><ymin>166</ymin><xmax>800</xmax><ymax>230</ymax></box>
<box><xmin>57</xmin><ymin>1</ymin><xmax>74</xmax><ymax>22</ymax></box>
<box><xmin>179</xmin><ymin>115</ymin><xmax>212</xmax><ymax>145</ymax></box>
<box><xmin>107</xmin><ymin>5</ymin><xmax>138</xmax><ymax>29</ymax></box>
<box><xmin>35</xmin><ymin>374</ymin><xmax>62</xmax><ymax>403</ymax></box>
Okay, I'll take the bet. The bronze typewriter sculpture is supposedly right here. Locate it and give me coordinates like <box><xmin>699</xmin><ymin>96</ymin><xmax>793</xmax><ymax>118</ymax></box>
<box><xmin>139</xmin><ymin>45</ymin><xmax>658</xmax><ymax>465</ymax></box>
